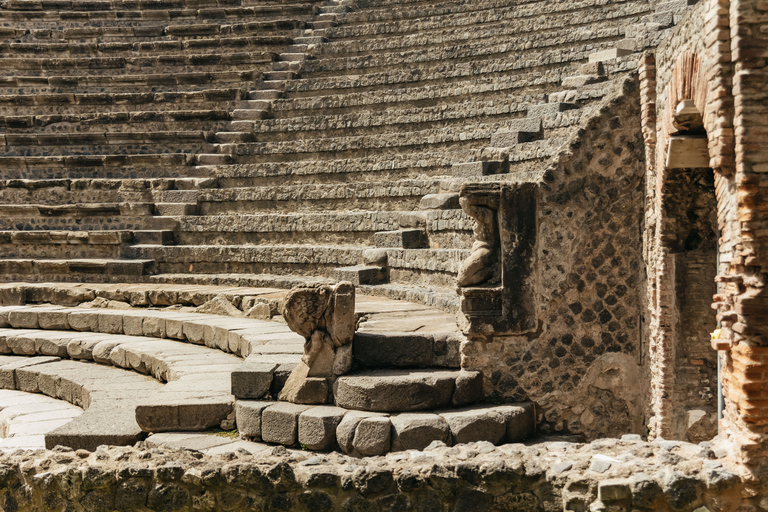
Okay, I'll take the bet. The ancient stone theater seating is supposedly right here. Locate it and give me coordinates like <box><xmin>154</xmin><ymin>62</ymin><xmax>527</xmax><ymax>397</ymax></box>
<box><xmin>0</xmin><ymin>0</ymin><xmax>660</xmax><ymax>305</ymax></box>
<box><xmin>0</xmin><ymin>0</ymin><xmax>698</xmax><ymax>454</ymax></box>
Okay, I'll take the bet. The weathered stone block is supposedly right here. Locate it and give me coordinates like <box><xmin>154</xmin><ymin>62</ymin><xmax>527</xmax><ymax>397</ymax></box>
<box><xmin>336</xmin><ymin>410</ymin><xmax>388</xmax><ymax>455</ymax></box>
<box><xmin>440</xmin><ymin>406</ymin><xmax>506</xmax><ymax>445</ymax></box>
<box><xmin>353</xmin><ymin>416</ymin><xmax>391</xmax><ymax>457</ymax></box>
<box><xmin>235</xmin><ymin>400</ymin><xmax>274</xmax><ymax>439</ymax></box>
<box><xmin>419</xmin><ymin>193</ymin><xmax>460</xmax><ymax>210</ymax></box>
<box><xmin>333</xmin><ymin>265</ymin><xmax>386</xmax><ymax>286</ymax></box>
<box><xmin>68</xmin><ymin>311</ymin><xmax>99</xmax><ymax>332</ymax></box>
<box><xmin>450</xmin><ymin>370</ymin><xmax>483</xmax><ymax>406</ymax></box>
<box><xmin>494</xmin><ymin>403</ymin><xmax>536</xmax><ymax>442</ymax></box>
<box><xmin>8</xmin><ymin>310</ymin><xmax>38</xmax><ymax>329</ymax></box>
<box><xmin>231</xmin><ymin>362</ymin><xmax>278</xmax><ymax>399</ymax></box>
<box><xmin>391</xmin><ymin>413</ymin><xmax>451</xmax><ymax>451</ymax></box>
<box><xmin>261</xmin><ymin>403</ymin><xmax>312</xmax><ymax>445</ymax></box>
<box><xmin>373</xmin><ymin>229</ymin><xmax>428</xmax><ymax>249</ymax></box>
<box><xmin>298</xmin><ymin>406</ymin><xmax>346</xmax><ymax>451</ymax></box>
<box><xmin>98</xmin><ymin>313</ymin><xmax>123</xmax><ymax>335</ymax></box>
<box><xmin>38</xmin><ymin>310</ymin><xmax>70</xmax><ymax>330</ymax></box>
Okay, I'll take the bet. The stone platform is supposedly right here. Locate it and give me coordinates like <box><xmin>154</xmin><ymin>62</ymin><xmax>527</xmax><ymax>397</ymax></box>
<box><xmin>0</xmin><ymin>281</ymin><xmax>537</xmax><ymax>455</ymax></box>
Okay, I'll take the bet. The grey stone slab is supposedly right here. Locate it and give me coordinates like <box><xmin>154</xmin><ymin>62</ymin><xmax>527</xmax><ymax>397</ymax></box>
<box><xmin>353</xmin><ymin>332</ymin><xmax>460</xmax><ymax>369</ymax></box>
<box><xmin>8</xmin><ymin>310</ymin><xmax>39</xmax><ymax>329</ymax></box>
<box><xmin>235</xmin><ymin>400</ymin><xmax>274</xmax><ymax>439</ymax></box>
<box><xmin>45</xmin><ymin>406</ymin><xmax>143</xmax><ymax>452</ymax></box>
<box><xmin>373</xmin><ymin>229</ymin><xmax>428</xmax><ymax>249</ymax></box>
<box><xmin>451</xmin><ymin>371</ymin><xmax>483</xmax><ymax>406</ymax></box>
<box><xmin>298</xmin><ymin>406</ymin><xmax>346</xmax><ymax>451</ymax></box>
<box><xmin>261</xmin><ymin>403</ymin><xmax>312</xmax><ymax>446</ymax></box>
<box><xmin>391</xmin><ymin>413</ymin><xmax>451</xmax><ymax>452</ymax></box>
<box><xmin>419</xmin><ymin>193</ymin><xmax>460</xmax><ymax>210</ymax></box>
<box><xmin>97</xmin><ymin>312</ymin><xmax>123</xmax><ymax>334</ymax></box>
<box><xmin>333</xmin><ymin>265</ymin><xmax>386</xmax><ymax>286</ymax></box>
<box><xmin>333</xmin><ymin>369</ymin><xmax>458</xmax><ymax>412</ymax></box>
<box><xmin>353</xmin><ymin>416</ymin><xmax>391</xmax><ymax>457</ymax></box>
<box><xmin>440</xmin><ymin>406</ymin><xmax>506</xmax><ymax>446</ymax></box>
<box><xmin>335</xmin><ymin>410</ymin><xmax>387</xmax><ymax>455</ymax></box>
<box><xmin>67</xmin><ymin>311</ymin><xmax>99</xmax><ymax>332</ymax></box>
<box><xmin>231</xmin><ymin>361</ymin><xmax>278</xmax><ymax>400</ymax></box>
<box><xmin>493</xmin><ymin>403</ymin><xmax>535</xmax><ymax>442</ymax></box>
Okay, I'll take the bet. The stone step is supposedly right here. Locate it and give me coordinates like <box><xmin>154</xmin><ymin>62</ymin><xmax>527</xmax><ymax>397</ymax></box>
<box><xmin>0</xmin><ymin>89</ymin><xmax>249</xmax><ymax>117</ymax></box>
<box><xmin>125</xmin><ymin>244</ymin><xmax>468</xmax><ymax>290</ymax></box>
<box><xmin>0</xmin><ymin>37</ymin><xmax>293</xmax><ymax>57</ymax></box>
<box><xmin>334</xmin><ymin>265</ymin><xmax>387</xmax><ymax>286</ymax></box>
<box><xmin>0</xmin><ymin>69</ymin><xmax>269</xmax><ymax>94</ymax></box>
<box><xmin>0</xmin><ymin>305</ymin><xmax>300</xmax><ymax>359</ymax></box>
<box><xmin>133</xmin><ymin>230</ymin><xmax>175</xmax><ymax>245</ymax></box>
<box><xmin>231</xmin><ymin>108</ymin><xmax>269</xmax><ymax>120</ymax></box>
<box><xmin>147</xmin><ymin>210</ymin><xmax>471</xmax><ymax>247</ymax></box>
<box><xmin>154</xmin><ymin>202</ymin><xmax>199</xmax><ymax>216</ymax></box>
<box><xmin>235</xmin><ymin>400</ymin><xmax>535</xmax><ymax>454</ymax></box>
<box><xmin>249</xmin><ymin>89</ymin><xmax>282</xmax><ymax>100</ymax></box>
<box><xmin>195</xmin><ymin>153</ymin><xmax>234</xmax><ymax>165</ymax></box>
<box><xmin>0</xmin><ymin>324</ymin><xmax>247</xmax><ymax>437</ymax></box>
<box><xmin>588</xmin><ymin>48</ymin><xmax>636</xmax><ymax>63</ymax></box>
<box><xmin>0</xmin><ymin>258</ymin><xmax>155</xmax><ymax>282</ymax></box>
<box><xmin>0</xmin><ymin>388</ymin><xmax>84</xmax><ymax>450</ymax></box>
<box><xmin>0</xmin><ymin>230</ymin><xmax>132</xmax><ymax>245</ymax></box>
<box><xmin>263</xmin><ymin>70</ymin><xmax>297</xmax><ymax>81</ymax></box>
<box><xmin>352</xmin><ymin>332</ymin><xmax>461</xmax><ymax>369</ymax></box>
<box><xmin>208</xmin><ymin>150</ymin><xmax>469</xmax><ymax>186</ymax></box>
<box><xmin>373</xmin><ymin>229</ymin><xmax>429</xmax><ymax>249</ymax></box>
<box><xmin>147</xmin><ymin>273</ymin><xmax>462</xmax><ymax>313</ymax></box>
<box><xmin>0</xmin><ymin>355</ymin><xmax>164</xmax><ymax>451</ymax></box>
<box><xmin>333</xmin><ymin>369</ymin><xmax>482</xmax><ymax>412</ymax></box>
<box><xmin>195</xmin><ymin>180</ymin><xmax>440</xmax><ymax>214</ymax></box>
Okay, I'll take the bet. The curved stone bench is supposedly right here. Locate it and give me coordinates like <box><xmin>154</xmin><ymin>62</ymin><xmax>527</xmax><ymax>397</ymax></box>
<box><xmin>0</xmin><ymin>354</ymin><xmax>163</xmax><ymax>451</ymax></box>
<box><xmin>0</xmin><ymin>387</ymin><xmax>83</xmax><ymax>451</ymax></box>
<box><xmin>0</xmin><ymin>305</ymin><xmax>301</xmax><ymax>358</ymax></box>
<box><xmin>0</xmin><ymin>327</ymin><xmax>245</xmax><ymax>430</ymax></box>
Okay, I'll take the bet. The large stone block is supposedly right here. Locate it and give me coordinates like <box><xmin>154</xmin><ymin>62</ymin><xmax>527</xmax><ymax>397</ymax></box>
<box><xmin>391</xmin><ymin>413</ymin><xmax>451</xmax><ymax>451</ymax></box>
<box><xmin>231</xmin><ymin>362</ymin><xmax>278</xmax><ymax>399</ymax></box>
<box><xmin>494</xmin><ymin>404</ymin><xmax>536</xmax><ymax>442</ymax></box>
<box><xmin>333</xmin><ymin>370</ymin><xmax>457</xmax><ymax>412</ymax></box>
<box><xmin>440</xmin><ymin>406</ymin><xmax>506</xmax><ymax>445</ymax></box>
<box><xmin>336</xmin><ymin>410</ymin><xmax>388</xmax><ymax>455</ymax></box>
<box><xmin>261</xmin><ymin>403</ymin><xmax>312</xmax><ymax>445</ymax></box>
<box><xmin>353</xmin><ymin>416</ymin><xmax>391</xmax><ymax>457</ymax></box>
<box><xmin>298</xmin><ymin>406</ymin><xmax>346</xmax><ymax>451</ymax></box>
<box><xmin>235</xmin><ymin>400</ymin><xmax>274</xmax><ymax>439</ymax></box>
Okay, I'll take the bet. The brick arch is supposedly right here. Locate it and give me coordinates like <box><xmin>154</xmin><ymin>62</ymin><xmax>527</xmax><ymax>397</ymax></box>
<box><xmin>658</xmin><ymin>49</ymin><xmax>735</xmax><ymax>177</ymax></box>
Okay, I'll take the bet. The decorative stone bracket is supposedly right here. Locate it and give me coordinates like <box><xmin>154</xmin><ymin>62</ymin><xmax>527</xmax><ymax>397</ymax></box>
<box><xmin>457</xmin><ymin>182</ymin><xmax>538</xmax><ymax>335</ymax></box>
<box><xmin>278</xmin><ymin>281</ymin><xmax>356</xmax><ymax>404</ymax></box>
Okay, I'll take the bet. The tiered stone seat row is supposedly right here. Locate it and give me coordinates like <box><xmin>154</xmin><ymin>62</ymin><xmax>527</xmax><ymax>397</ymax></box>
<box><xmin>0</xmin><ymin>0</ymin><xmax>648</xmax><ymax>301</ymax></box>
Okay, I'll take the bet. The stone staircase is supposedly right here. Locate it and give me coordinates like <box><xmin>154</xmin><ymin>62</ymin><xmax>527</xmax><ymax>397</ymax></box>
<box><xmin>0</xmin><ymin>0</ymin><xmax>659</xmax><ymax>306</ymax></box>
<box><xmin>0</xmin><ymin>284</ymin><xmax>535</xmax><ymax>454</ymax></box>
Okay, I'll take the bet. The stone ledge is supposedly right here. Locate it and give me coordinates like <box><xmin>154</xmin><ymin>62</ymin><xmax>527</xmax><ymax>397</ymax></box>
<box><xmin>235</xmin><ymin>399</ymin><xmax>535</xmax><ymax>456</ymax></box>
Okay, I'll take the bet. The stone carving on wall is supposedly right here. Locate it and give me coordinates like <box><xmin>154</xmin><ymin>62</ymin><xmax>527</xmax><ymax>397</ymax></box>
<box><xmin>457</xmin><ymin>192</ymin><xmax>501</xmax><ymax>287</ymax></box>
<box><xmin>279</xmin><ymin>282</ymin><xmax>356</xmax><ymax>404</ymax></box>
<box><xmin>456</xmin><ymin>182</ymin><xmax>538</xmax><ymax>336</ymax></box>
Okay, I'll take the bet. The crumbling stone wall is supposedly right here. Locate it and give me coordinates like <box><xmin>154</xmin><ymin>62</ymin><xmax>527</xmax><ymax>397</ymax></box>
<box><xmin>0</xmin><ymin>439</ymin><xmax>746</xmax><ymax>512</ymax></box>
<box><xmin>462</xmin><ymin>78</ymin><xmax>647</xmax><ymax>440</ymax></box>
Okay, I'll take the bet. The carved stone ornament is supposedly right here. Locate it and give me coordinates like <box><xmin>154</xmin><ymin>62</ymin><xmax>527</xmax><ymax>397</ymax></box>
<box><xmin>456</xmin><ymin>182</ymin><xmax>538</xmax><ymax>336</ymax></box>
<box><xmin>279</xmin><ymin>282</ymin><xmax>356</xmax><ymax>404</ymax></box>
